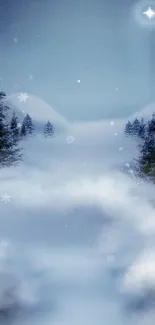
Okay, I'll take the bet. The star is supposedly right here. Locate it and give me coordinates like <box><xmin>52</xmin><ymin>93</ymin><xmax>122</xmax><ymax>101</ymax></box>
<box><xmin>1</xmin><ymin>193</ymin><xmax>11</xmax><ymax>204</ymax></box>
<box><xmin>143</xmin><ymin>7</ymin><xmax>155</xmax><ymax>19</ymax></box>
<box><xmin>17</xmin><ymin>92</ymin><xmax>29</xmax><ymax>103</ymax></box>
<box><xmin>66</xmin><ymin>135</ymin><xmax>75</xmax><ymax>144</ymax></box>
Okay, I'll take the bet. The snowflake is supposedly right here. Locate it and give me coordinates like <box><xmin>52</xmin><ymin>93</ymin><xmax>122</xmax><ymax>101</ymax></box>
<box><xmin>17</xmin><ymin>123</ymin><xmax>21</xmax><ymax>128</ymax></box>
<box><xmin>114</xmin><ymin>132</ymin><xmax>118</xmax><ymax>136</ymax></box>
<box><xmin>29</xmin><ymin>75</ymin><xmax>34</xmax><ymax>80</ymax></box>
<box><xmin>13</xmin><ymin>38</ymin><xmax>18</xmax><ymax>43</ymax></box>
<box><xmin>66</xmin><ymin>135</ymin><xmax>75</xmax><ymax>144</ymax></box>
<box><xmin>125</xmin><ymin>162</ymin><xmax>130</xmax><ymax>168</ymax></box>
<box><xmin>143</xmin><ymin>7</ymin><xmax>155</xmax><ymax>19</ymax></box>
<box><xmin>110</xmin><ymin>121</ymin><xmax>115</xmax><ymax>126</ymax></box>
<box><xmin>129</xmin><ymin>169</ymin><xmax>134</xmax><ymax>174</ymax></box>
<box><xmin>115</xmin><ymin>87</ymin><xmax>119</xmax><ymax>91</ymax></box>
<box><xmin>1</xmin><ymin>193</ymin><xmax>11</xmax><ymax>204</ymax></box>
<box><xmin>118</xmin><ymin>146</ymin><xmax>123</xmax><ymax>152</ymax></box>
<box><xmin>77</xmin><ymin>79</ymin><xmax>81</xmax><ymax>83</ymax></box>
<box><xmin>17</xmin><ymin>93</ymin><xmax>29</xmax><ymax>103</ymax></box>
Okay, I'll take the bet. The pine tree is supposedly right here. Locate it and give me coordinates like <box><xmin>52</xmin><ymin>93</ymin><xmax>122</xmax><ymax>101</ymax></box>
<box><xmin>20</xmin><ymin>114</ymin><xmax>35</xmax><ymax>138</ymax></box>
<box><xmin>124</xmin><ymin>120</ymin><xmax>133</xmax><ymax>137</ymax></box>
<box><xmin>132</xmin><ymin>118</ymin><xmax>141</xmax><ymax>137</ymax></box>
<box><xmin>44</xmin><ymin>121</ymin><xmax>54</xmax><ymax>138</ymax></box>
<box><xmin>0</xmin><ymin>92</ymin><xmax>22</xmax><ymax>167</ymax></box>
<box><xmin>138</xmin><ymin>118</ymin><xmax>146</xmax><ymax>140</ymax></box>
<box><xmin>20</xmin><ymin>121</ymin><xmax>27</xmax><ymax>138</ymax></box>
<box><xmin>24</xmin><ymin>114</ymin><xmax>35</xmax><ymax>135</ymax></box>
<box><xmin>136</xmin><ymin>134</ymin><xmax>155</xmax><ymax>182</ymax></box>
<box><xmin>147</xmin><ymin>113</ymin><xmax>155</xmax><ymax>136</ymax></box>
<box><xmin>10</xmin><ymin>111</ymin><xmax>20</xmax><ymax>143</ymax></box>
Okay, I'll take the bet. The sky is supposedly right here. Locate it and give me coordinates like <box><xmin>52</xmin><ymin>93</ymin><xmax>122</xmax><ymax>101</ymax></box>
<box><xmin>0</xmin><ymin>0</ymin><xmax>155</xmax><ymax>121</ymax></box>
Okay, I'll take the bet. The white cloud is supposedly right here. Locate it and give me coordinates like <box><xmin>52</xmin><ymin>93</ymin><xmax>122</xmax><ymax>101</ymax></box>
<box><xmin>0</xmin><ymin>105</ymin><xmax>155</xmax><ymax>324</ymax></box>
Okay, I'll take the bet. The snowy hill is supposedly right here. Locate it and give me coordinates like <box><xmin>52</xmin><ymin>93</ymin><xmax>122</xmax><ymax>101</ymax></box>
<box><xmin>4</xmin><ymin>93</ymin><xmax>69</xmax><ymax>134</ymax></box>
<box><xmin>130</xmin><ymin>101</ymin><xmax>155</xmax><ymax>120</ymax></box>
<box><xmin>0</xmin><ymin>104</ymin><xmax>155</xmax><ymax>325</ymax></box>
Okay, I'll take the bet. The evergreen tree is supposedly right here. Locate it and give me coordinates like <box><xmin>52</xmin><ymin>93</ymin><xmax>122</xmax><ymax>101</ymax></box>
<box><xmin>44</xmin><ymin>121</ymin><xmax>54</xmax><ymax>138</ymax></box>
<box><xmin>135</xmin><ymin>135</ymin><xmax>155</xmax><ymax>182</ymax></box>
<box><xmin>24</xmin><ymin>114</ymin><xmax>35</xmax><ymax>135</ymax></box>
<box><xmin>20</xmin><ymin>121</ymin><xmax>27</xmax><ymax>138</ymax></box>
<box><xmin>147</xmin><ymin>113</ymin><xmax>155</xmax><ymax>136</ymax></box>
<box><xmin>10</xmin><ymin>111</ymin><xmax>20</xmax><ymax>143</ymax></box>
<box><xmin>138</xmin><ymin>118</ymin><xmax>146</xmax><ymax>140</ymax></box>
<box><xmin>20</xmin><ymin>114</ymin><xmax>35</xmax><ymax>137</ymax></box>
<box><xmin>132</xmin><ymin>118</ymin><xmax>141</xmax><ymax>137</ymax></box>
<box><xmin>124</xmin><ymin>120</ymin><xmax>133</xmax><ymax>137</ymax></box>
<box><xmin>0</xmin><ymin>92</ymin><xmax>22</xmax><ymax>167</ymax></box>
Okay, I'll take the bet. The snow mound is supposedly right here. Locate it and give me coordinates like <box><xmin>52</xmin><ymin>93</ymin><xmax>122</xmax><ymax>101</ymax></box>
<box><xmin>4</xmin><ymin>93</ymin><xmax>69</xmax><ymax>134</ymax></box>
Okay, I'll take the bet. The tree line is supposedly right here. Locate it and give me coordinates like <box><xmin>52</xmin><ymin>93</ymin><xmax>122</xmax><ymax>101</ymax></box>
<box><xmin>11</xmin><ymin>111</ymin><xmax>54</xmax><ymax>139</ymax></box>
<box><xmin>0</xmin><ymin>91</ymin><xmax>54</xmax><ymax>168</ymax></box>
<box><xmin>124</xmin><ymin>114</ymin><xmax>155</xmax><ymax>183</ymax></box>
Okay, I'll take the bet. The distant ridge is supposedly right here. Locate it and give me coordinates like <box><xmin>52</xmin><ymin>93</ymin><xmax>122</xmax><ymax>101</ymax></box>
<box><xmin>4</xmin><ymin>93</ymin><xmax>69</xmax><ymax>134</ymax></box>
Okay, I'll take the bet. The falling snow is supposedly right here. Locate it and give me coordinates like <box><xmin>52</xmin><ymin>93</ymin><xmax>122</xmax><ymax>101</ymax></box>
<box><xmin>1</xmin><ymin>193</ymin><xmax>11</xmax><ymax>204</ymax></box>
<box><xmin>125</xmin><ymin>162</ymin><xmax>130</xmax><ymax>168</ymax></box>
<box><xmin>17</xmin><ymin>93</ymin><xmax>29</xmax><ymax>103</ymax></box>
<box><xmin>66</xmin><ymin>135</ymin><xmax>75</xmax><ymax>144</ymax></box>
<box><xmin>110</xmin><ymin>121</ymin><xmax>115</xmax><ymax>126</ymax></box>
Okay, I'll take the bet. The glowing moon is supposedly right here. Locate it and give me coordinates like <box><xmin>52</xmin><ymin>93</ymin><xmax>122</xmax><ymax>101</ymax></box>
<box><xmin>132</xmin><ymin>0</ymin><xmax>155</xmax><ymax>28</ymax></box>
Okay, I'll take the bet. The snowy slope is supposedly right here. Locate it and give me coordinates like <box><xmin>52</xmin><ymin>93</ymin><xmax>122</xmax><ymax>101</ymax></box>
<box><xmin>4</xmin><ymin>93</ymin><xmax>69</xmax><ymax>134</ymax></box>
<box><xmin>0</xmin><ymin>113</ymin><xmax>155</xmax><ymax>325</ymax></box>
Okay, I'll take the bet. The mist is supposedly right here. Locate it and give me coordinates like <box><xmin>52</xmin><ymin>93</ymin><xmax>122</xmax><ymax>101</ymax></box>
<box><xmin>0</xmin><ymin>114</ymin><xmax>155</xmax><ymax>325</ymax></box>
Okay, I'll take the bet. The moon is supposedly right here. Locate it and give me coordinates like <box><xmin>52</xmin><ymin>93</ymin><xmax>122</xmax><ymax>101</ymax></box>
<box><xmin>132</xmin><ymin>0</ymin><xmax>155</xmax><ymax>28</ymax></box>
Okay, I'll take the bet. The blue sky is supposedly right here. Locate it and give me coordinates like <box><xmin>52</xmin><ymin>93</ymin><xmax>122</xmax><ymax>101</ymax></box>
<box><xmin>0</xmin><ymin>0</ymin><xmax>154</xmax><ymax>121</ymax></box>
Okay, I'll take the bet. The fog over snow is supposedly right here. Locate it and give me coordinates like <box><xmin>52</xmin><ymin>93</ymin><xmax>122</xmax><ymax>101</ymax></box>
<box><xmin>0</xmin><ymin>95</ymin><xmax>155</xmax><ymax>325</ymax></box>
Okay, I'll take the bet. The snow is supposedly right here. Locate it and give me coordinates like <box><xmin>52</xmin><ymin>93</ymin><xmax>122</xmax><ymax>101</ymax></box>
<box><xmin>1</xmin><ymin>111</ymin><xmax>155</xmax><ymax>325</ymax></box>
<box><xmin>5</xmin><ymin>93</ymin><xmax>69</xmax><ymax>133</ymax></box>
<box><xmin>130</xmin><ymin>100</ymin><xmax>155</xmax><ymax>120</ymax></box>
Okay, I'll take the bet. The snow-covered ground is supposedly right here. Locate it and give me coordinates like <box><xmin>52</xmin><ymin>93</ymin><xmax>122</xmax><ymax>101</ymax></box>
<box><xmin>1</xmin><ymin>103</ymin><xmax>155</xmax><ymax>325</ymax></box>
